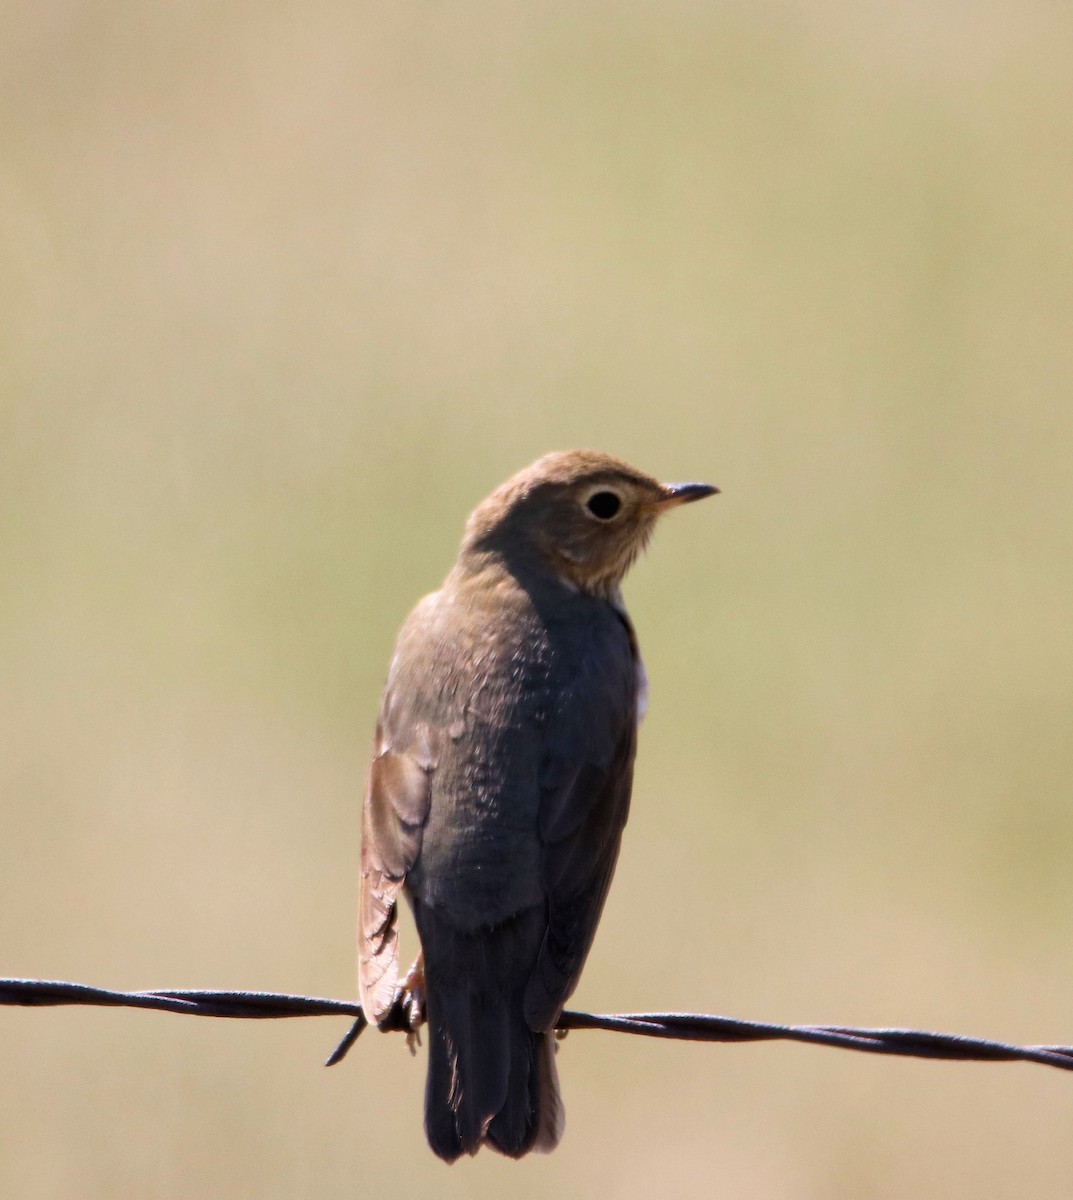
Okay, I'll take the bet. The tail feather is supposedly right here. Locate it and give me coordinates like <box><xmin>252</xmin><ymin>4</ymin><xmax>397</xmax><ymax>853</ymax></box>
<box><xmin>484</xmin><ymin>1016</ymin><xmax>540</xmax><ymax>1157</ymax></box>
<box><xmin>532</xmin><ymin>1031</ymin><xmax>564</xmax><ymax>1153</ymax></box>
<box><xmin>417</xmin><ymin>904</ymin><xmax>565</xmax><ymax>1161</ymax></box>
<box><xmin>487</xmin><ymin>1024</ymin><xmax>563</xmax><ymax>1157</ymax></box>
<box><xmin>425</xmin><ymin>990</ymin><xmax>511</xmax><ymax>1160</ymax></box>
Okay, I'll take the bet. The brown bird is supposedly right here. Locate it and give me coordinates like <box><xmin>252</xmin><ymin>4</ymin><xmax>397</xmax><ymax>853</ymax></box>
<box><xmin>358</xmin><ymin>450</ymin><xmax>717</xmax><ymax>1161</ymax></box>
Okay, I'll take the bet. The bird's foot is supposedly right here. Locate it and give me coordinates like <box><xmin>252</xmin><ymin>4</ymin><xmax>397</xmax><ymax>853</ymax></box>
<box><xmin>398</xmin><ymin>957</ymin><xmax>426</xmax><ymax>1055</ymax></box>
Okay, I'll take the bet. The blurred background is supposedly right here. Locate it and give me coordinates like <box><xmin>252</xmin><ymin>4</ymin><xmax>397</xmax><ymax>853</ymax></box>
<box><xmin>2</xmin><ymin>1</ymin><xmax>1072</xmax><ymax>1196</ymax></box>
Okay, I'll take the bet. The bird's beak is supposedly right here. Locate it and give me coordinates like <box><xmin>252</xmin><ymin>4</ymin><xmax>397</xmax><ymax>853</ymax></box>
<box><xmin>649</xmin><ymin>481</ymin><xmax>720</xmax><ymax>511</ymax></box>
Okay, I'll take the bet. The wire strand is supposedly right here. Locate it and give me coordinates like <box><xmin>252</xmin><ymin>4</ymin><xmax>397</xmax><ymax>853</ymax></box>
<box><xmin>3</xmin><ymin>976</ymin><xmax>1072</xmax><ymax>1073</ymax></box>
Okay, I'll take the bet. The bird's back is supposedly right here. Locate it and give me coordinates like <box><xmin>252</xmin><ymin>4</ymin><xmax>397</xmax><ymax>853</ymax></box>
<box><xmin>395</xmin><ymin>565</ymin><xmax>637</xmax><ymax>929</ymax></box>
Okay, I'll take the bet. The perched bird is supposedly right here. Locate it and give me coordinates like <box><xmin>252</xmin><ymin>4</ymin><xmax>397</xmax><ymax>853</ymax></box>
<box><xmin>358</xmin><ymin>450</ymin><xmax>717</xmax><ymax>1161</ymax></box>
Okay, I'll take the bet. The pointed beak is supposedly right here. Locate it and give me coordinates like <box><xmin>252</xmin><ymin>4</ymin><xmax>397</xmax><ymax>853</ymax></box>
<box><xmin>650</xmin><ymin>481</ymin><xmax>720</xmax><ymax>511</ymax></box>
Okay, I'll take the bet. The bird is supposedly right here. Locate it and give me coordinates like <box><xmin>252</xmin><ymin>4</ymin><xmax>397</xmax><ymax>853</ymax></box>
<box><xmin>357</xmin><ymin>449</ymin><xmax>717</xmax><ymax>1161</ymax></box>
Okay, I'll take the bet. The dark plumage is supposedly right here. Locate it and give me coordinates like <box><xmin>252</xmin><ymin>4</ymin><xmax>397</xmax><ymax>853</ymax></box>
<box><xmin>358</xmin><ymin>450</ymin><xmax>717</xmax><ymax>1160</ymax></box>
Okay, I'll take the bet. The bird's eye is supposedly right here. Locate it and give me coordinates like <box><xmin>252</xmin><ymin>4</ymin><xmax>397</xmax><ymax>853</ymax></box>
<box><xmin>585</xmin><ymin>491</ymin><xmax>622</xmax><ymax>520</ymax></box>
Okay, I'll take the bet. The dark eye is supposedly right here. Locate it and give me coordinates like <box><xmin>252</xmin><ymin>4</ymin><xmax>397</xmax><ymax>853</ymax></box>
<box><xmin>586</xmin><ymin>491</ymin><xmax>622</xmax><ymax>520</ymax></box>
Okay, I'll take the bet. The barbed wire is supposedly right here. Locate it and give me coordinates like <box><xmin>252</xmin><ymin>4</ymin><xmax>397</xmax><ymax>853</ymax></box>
<box><xmin>3</xmin><ymin>976</ymin><xmax>1072</xmax><ymax>1073</ymax></box>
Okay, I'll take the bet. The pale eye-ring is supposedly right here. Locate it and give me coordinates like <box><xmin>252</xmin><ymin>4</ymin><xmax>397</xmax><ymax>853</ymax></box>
<box><xmin>585</xmin><ymin>490</ymin><xmax>622</xmax><ymax>520</ymax></box>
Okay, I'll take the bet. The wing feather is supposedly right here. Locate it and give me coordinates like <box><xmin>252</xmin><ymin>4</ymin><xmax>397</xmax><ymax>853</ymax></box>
<box><xmin>358</xmin><ymin>735</ymin><xmax>431</xmax><ymax>1023</ymax></box>
<box><xmin>525</xmin><ymin>612</ymin><xmax>638</xmax><ymax>1032</ymax></box>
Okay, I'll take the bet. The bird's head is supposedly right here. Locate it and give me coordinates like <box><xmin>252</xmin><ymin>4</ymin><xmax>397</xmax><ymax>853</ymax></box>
<box><xmin>460</xmin><ymin>450</ymin><xmax>718</xmax><ymax>598</ymax></box>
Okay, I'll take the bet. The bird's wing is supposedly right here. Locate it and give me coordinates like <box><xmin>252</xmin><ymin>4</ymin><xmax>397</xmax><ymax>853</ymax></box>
<box><xmin>524</xmin><ymin>615</ymin><xmax>638</xmax><ymax>1032</ymax></box>
<box><xmin>358</xmin><ymin>727</ymin><xmax>431</xmax><ymax>1024</ymax></box>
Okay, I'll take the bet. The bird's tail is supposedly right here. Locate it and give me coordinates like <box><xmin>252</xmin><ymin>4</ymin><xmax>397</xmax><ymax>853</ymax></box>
<box><xmin>424</xmin><ymin>983</ymin><xmax>563</xmax><ymax>1162</ymax></box>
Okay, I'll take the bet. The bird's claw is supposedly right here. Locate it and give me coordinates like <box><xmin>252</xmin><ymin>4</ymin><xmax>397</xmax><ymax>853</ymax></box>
<box><xmin>398</xmin><ymin>958</ymin><xmax>427</xmax><ymax>1056</ymax></box>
